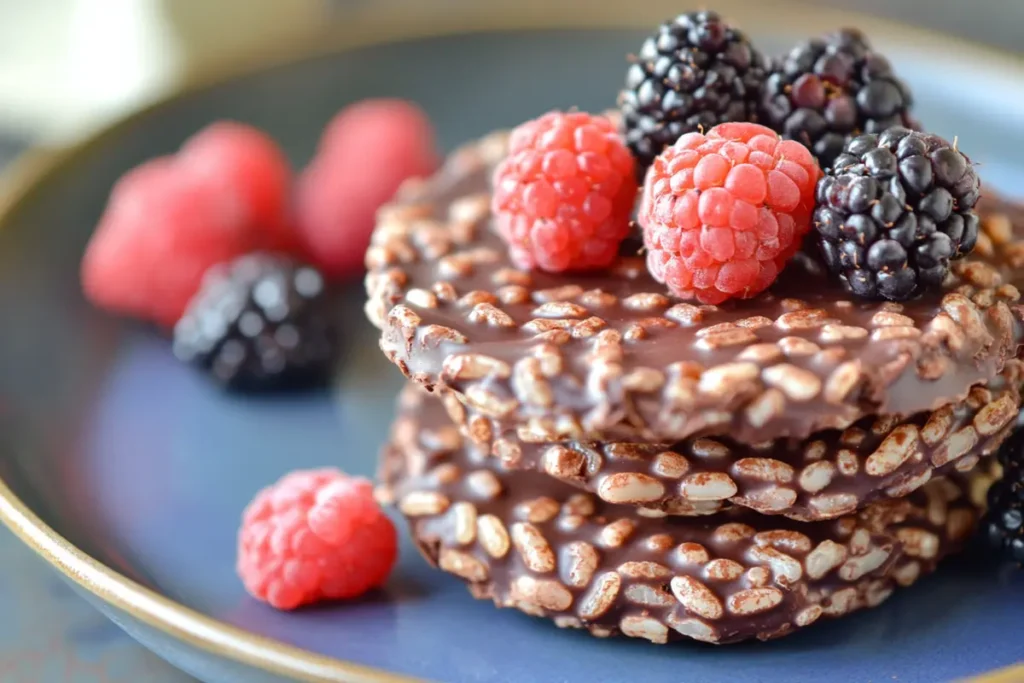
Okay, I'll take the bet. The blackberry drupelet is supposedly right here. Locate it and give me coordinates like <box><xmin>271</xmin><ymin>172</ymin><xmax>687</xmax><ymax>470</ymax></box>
<box><xmin>983</xmin><ymin>427</ymin><xmax>1024</xmax><ymax>565</ymax></box>
<box><xmin>619</xmin><ymin>11</ymin><xmax>767</xmax><ymax>175</ymax></box>
<box><xmin>173</xmin><ymin>253</ymin><xmax>338</xmax><ymax>392</ymax></box>
<box><xmin>761</xmin><ymin>28</ymin><xmax>915</xmax><ymax>169</ymax></box>
<box><xmin>813</xmin><ymin>127</ymin><xmax>980</xmax><ymax>301</ymax></box>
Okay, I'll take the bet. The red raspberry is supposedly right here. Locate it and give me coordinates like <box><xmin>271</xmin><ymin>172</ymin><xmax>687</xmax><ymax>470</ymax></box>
<box><xmin>237</xmin><ymin>469</ymin><xmax>397</xmax><ymax>610</ymax></box>
<box><xmin>296</xmin><ymin>99</ymin><xmax>439</xmax><ymax>278</ymax></box>
<box><xmin>82</xmin><ymin>160</ymin><xmax>249</xmax><ymax>327</ymax></box>
<box><xmin>492</xmin><ymin>111</ymin><xmax>637</xmax><ymax>272</ymax></box>
<box><xmin>82</xmin><ymin>121</ymin><xmax>300</xmax><ymax>327</ymax></box>
<box><xmin>179</xmin><ymin>121</ymin><xmax>302</xmax><ymax>255</ymax></box>
<box><xmin>639</xmin><ymin>122</ymin><xmax>821</xmax><ymax>304</ymax></box>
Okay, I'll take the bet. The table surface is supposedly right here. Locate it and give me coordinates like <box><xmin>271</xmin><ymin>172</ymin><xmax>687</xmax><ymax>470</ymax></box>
<box><xmin>0</xmin><ymin>137</ymin><xmax>194</xmax><ymax>683</ymax></box>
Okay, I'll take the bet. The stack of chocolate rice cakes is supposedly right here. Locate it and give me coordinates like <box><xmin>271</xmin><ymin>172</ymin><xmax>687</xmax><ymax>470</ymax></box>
<box><xmin>366</xmin><ymin>130</ymin><xmax>1024</xmax><ymax>644</ymax></box>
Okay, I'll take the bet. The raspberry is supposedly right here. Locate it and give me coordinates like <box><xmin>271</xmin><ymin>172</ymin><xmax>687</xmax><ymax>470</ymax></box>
<box><xmin>491</xmin><ymin>111</ymin><xmax>637</xmax><ymax>272</ymax></box>
<box><xmin>82</xmin><ymin>160</ymin><xmax>250</xmax><ymax>327</ymax></box>
<box><xmin>237</xmin><ymin>469</ymin><xmax>398</xmax><ymax>610</ymax></box>
<box><xmin>761</xmin><ymin>29</ymin><xmax>916</xmax><ymax>169</ymax></box>
<box><xmin>619</xmin><ymin>11</ymin><xmax>767</xmax><ymax>176</ymax></box>
<box><xmin>173</xmin><ymin>253</ymin><xmax>337</xmax><ymax>392</ymax></box>
<box><xmin>296</xmin><ymin>99</ymin><xmax>439</xmax><ymax>278</ymax></box>
<box><xmin>639</xmin><ymin>122</ymin><xmax>821</xmax><ymax>304</ymax></box>
<box><xmin>982</xmin><ymin>429</ymin><xmax>1024</xmax><ymax>565</ymax></box>
<box><xmin>179</xmin><ymin>121</ymin><xmax>302</xmax><ymax>255</ymax></box>
<box><xmin>813</xmin><ymin>128</ymin><xmax>980</xmax><ymax>301</ymax></box>
<box><xmin>82</xmin><ymin>122</ymin><xmax>300</xmax><ymax>327</ymax></box>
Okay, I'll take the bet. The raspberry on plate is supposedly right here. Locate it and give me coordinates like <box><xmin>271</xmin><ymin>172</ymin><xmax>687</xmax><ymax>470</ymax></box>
<box><xmin>82</xmin><ymin>159</ymin><xmax>250</xmax><ymax>327</ymax></box>
<box><xmin>812</xmin><ymin>127</ymin><xmax>980</xmax><ymax>301</ymax></box>
<box><xmin>237</xmin><ymin>468</ymin><xmax>398</xmax><ymax>610</ymax></box>
<box><xmin>491</xmin><ymin>111</ymin><xmax>637</xmax><ymax>272</ymax></box>
<box><xmin>639</xmin><ymin>122</ymin><xmax>821</xmax><ymax>304</ymax></box>
<box><xmin>619</xmin><ymin>11</ymin><xmax>768</xmax><ymax>176</ymax></box>
<box><xmin>178</xmin><ymin>121</ymin><xmax>303</xmax><ymax>255</ymax></box>
<box><xmin>82</xmin><ymin>122</ymin><xmax>299</xmax><ymax>327</ymax></box>
<box><xmin>761</xmin><ymin>28</ymin><xmax>916</xmax><ymax>169</ymax></box>
<box><xmin>296</xmin><ymin>99</ymin><xmax>439</xmax><ymax>278</ymax></box>
<box><xmin>172</xmin><ymin>253</ymin><xmax>337</xmax><ymax>392</ymax></box>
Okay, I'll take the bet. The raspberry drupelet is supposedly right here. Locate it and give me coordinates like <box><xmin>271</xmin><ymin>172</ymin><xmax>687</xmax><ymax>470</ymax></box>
<box><xmin>639</xmin><ymin>122</ymin><xmax>821</xmax><ymax>304</ymax></box>
<box><xmin>491</xmin><ymin>111</ymin><xmax>637</xmax><ymax>273</ymax></box>
<box><xmin>237</xmin><ymin>469</ymin><xmax>397</xmax><ymax>610</ymax></box>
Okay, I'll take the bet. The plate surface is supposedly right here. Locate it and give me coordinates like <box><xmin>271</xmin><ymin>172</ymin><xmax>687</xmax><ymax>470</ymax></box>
<box><xmin>1</xmin><ymin>17</ymin><xmax>1024</xmax><ymax>683</ymax></box>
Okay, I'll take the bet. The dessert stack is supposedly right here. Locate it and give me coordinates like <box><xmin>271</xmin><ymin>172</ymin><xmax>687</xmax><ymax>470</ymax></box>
<box><xmin>366</xmin><ymin>12</ymin><xmax>1024</xmax><ymax>644</ymax></box>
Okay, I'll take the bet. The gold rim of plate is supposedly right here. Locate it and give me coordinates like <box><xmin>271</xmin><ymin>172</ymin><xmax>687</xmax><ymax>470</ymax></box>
<box><xmin>0</xmin><ymin>2</ymin><xmax>1021</xmax><ymax>681</ymax></box>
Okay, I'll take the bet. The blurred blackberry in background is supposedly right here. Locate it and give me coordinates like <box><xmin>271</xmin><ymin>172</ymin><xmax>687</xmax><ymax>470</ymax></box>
<box><xmin>983</xmin><ymin>426</ymin><xmax>1024</xmax><ymax>566</ymax></box>
<box><xmin>619</xmin><ymin>11</ymin><xmax>767</xmax><ymax>176</ymax></box>
<box><xmin>813</xmin><ymin>127</ymin><xmax>980</xmax><ymax>301</ymax></box>
<box><xmin>173</xmin><ymin>253</ymin><xmax>338</xmax><ymax>392</ymax></box>
<box><xmin>761</xmin><ymin>28</ymin><xmax>916</xmax><ymax>169</ymax></box>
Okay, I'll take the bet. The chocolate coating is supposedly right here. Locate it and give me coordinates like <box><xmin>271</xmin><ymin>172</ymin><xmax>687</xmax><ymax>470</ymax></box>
<box><xmin>441</xmin><ymin>359</ymin><xmax>1022</xmax><ymax>520</ymax></box>
<box><xmin>364</xmin><ymin>131</ymin><xmax>1024</xmax><ymax>445</ymax></box>
<box><xmin>379</xmin><ymin>387</ymin><xmax>993</xmax><ymax>645</ymax></box>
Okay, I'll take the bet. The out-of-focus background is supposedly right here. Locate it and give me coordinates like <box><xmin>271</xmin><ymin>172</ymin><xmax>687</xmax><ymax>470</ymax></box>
<box><xmin>0</xmin><ymin>2</ymin><xmax>1020</xmax><ymax>681</ymax></box>
<box><xmin>0</xmin><ymin>0</ymin><xmax>1022</xmax><ymax>145</ymax></box>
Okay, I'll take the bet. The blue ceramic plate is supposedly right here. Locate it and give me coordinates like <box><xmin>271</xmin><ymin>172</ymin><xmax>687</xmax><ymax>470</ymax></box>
<box><xmin>1</xmin><ymin>5</ymin><xmax>1023</xmax><ymax>682</ymax></box>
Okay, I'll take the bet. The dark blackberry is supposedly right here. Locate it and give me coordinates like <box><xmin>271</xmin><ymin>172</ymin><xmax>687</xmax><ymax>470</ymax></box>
<box><xmin>813</xmin><ymin>127</ymin><xmax>980</xmax><ymax>301</ymax></box>
<box><xmin>618</xmin><ymin>11</ymin><xmax>767</xmax><ymax>175</ymax></box>
<box><xmin>761</xmin><ymin>28</ymin><xmax>916</xmax><ymax>169</ymax></box>
<box><xmin>982</xmin><ymin>427</ymin><xmax>1024</xmax><ymax>565</ymax></box>
<box><xmin>173</xmin><ymin>253</ymin><xmax>338</xmax><ymax>392</ymax></box>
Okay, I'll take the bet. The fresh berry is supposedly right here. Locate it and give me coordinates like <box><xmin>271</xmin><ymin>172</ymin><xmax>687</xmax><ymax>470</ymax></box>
<box><xmin>983</xmin><ymin>428</ymin><xmax>1024</xmax><ymax>565</ymax></box>
<box><xmin>173</xmin><ymin>253</ymin><xmax>337</xmax><ymax>392</ymax></box>
<box><xmin>639</xmin><ymin>122</ymin><xmax>821</xmax><ymax>304</ymax></box>
<box><xmin>619</xmin><ymin>11</ymin><xmax>767</xmax><ymax>176</ymax></box>
<box><xmin>492</xmin><ymin>111</ymin><xmax>637</xmax><ymax>272</ymax></box>
<box><xmin>761</xmin><ymin>28</ymin><xmax>916</xmax><ymax>169</ymax></box>
<box><xmin>237</xmin><ymin>469</ymin><xmax>398</xmax><ymax>610</ymax></box>
<box><xmin>82</xmin><ymin>122</ymin><xmax>300</xmax><ymax>327</ymax></box>
<box><xmin>179</xmin><ymin>121</ymin><xmax>303</xmax><ymax>255</ymax></box>
<box><xmin>83</xmin><ymin>160</ymin><xmax>250</xmax><ymax>327</ymax></box>
<box><xmin>296</xmin><ymin>99</ymin><xmax>439</xmax><ymax>278</ymax></box>
<box><xmin>812</xmin><ymin>128</ymin><xmax>980</xmax><ymax>301</ymax></box>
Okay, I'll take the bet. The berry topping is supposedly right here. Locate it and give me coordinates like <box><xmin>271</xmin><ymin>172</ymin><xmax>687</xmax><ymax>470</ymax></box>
<box><xmin>983</xmin><ymin>429</ymin><xmax>1024</xmax><ymax>565</ymax></box>
<box><xmin>812</xmin><ymin>127</ymin><xmax>980</xmax><ymax>301</ymax></box>
<box><xmin>491</xmin><ymin>111</ymin><xmax>637</xmax><ymax>272</ymax></box>
<box><xmin>238</xmin><ymin>469</ymin><xmax>398</xmax><ymax>610</ymax></box>
<box><xmin>297</xmin><ymin>99</ymin><xmax>439</xmax><ymax>278</ymax></box>
<box><xmin>620</xmin><ymin>11</ymin><xmax>767</xmax><ymax>176</ymax></box>
<box><xmin>173</xmin><ymin>253</ymin><xmax>337</xmax><ymax>392</ymax></box>
<box><xmin>639</xmin><ymin>122</ymin><xmax>821</xmax><ymax>304</ymax></box>
<box><xmin>82</xmin><ymin>122</ymin><xmax>298</xmax><ymax>327</ymax></box>
<box><xmin>761</xmin><ymin>28</ymin><xmax>916</xmax><ymax>169</ymax></box>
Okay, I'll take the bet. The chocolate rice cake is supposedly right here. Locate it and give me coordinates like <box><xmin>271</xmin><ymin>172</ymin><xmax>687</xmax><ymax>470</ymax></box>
<box><xmin>366</xmin><ymin>129</ymin><xmax>1024</xmax><ymax>645</ymax></box>
<box><xmin>378</xmin><ymin>385</ymin><xmax>997</xmax><ymax>645</ymax></box>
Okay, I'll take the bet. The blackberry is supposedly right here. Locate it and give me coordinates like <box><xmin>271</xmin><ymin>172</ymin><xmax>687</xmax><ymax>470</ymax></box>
<box><xmin>173</xmin><ymin>253</ymin><xmax>338</xmax><ymax>392</ymax></box>
<box><xmin>983</xmin><ymin>427</ymin><xmax>1024</xmax><ymax>565</ymax></box>
<box><xmin>619</xmin><ymin>11</ymin><xmax>767</xmax><ymax>175</ymax></box>
<box><xmin>813</xmin><ymin>127</ymin><xmax>980</xmax><ymax>301</ymax></box>
<box><xmin>761</xmin><ymin>28</ymin><xmax>916</xmax><ymax>169</ymax></box>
